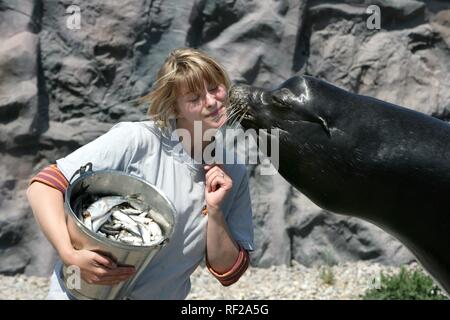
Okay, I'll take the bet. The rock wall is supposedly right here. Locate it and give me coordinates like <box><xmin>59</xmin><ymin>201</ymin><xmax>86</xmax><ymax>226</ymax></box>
<box><xmin>1</xmin><ymin>0</ymin><xmax>449</xmax><ymax>276</ymax></box>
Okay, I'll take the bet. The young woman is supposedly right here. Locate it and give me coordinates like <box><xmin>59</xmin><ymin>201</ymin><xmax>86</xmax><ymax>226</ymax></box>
<box><xmin>27</xmin><ymin>48</ymin><xmax>254</xmax><ymax>299</ymax></box>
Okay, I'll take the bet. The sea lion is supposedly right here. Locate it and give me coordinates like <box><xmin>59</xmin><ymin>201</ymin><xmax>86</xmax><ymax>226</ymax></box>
<box><xmin>229</xmin><ymin>75</ymin><xmax>450</xmax><ymax>294</ymax></box>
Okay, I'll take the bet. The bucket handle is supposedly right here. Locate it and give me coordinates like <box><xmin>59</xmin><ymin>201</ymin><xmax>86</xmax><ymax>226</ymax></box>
<box><xmin>68</xmin><ymin>162</ymin><xmax>93</xmax><ymax>184</ymax></box>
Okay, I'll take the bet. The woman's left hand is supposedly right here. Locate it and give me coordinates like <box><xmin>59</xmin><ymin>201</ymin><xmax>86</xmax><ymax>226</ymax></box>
<box><xmin>204</xmin><ymin>164</ymin><xmax>233</xmax><ymax>211</ymax></box>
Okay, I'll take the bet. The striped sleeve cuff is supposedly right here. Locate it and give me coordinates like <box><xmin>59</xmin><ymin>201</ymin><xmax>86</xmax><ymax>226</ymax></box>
<box><xmin>206</xmin><ymin>245</ymin><xmax>250</xmax><ymax>287</ymax></box>
<box><xmin>29</xmin><ymin>164</ymin><xmax>69</xmax><ymax>194</ymax></box>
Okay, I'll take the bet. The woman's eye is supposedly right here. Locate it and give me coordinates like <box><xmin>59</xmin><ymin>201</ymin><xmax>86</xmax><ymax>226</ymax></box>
<box><xmin>208</xmin><ymin>85</ymin><xmax>218</xmax><ymax>92</ymax></box>
<box><xmin>188</xmin><ymin>95</ymin><xmax>200</xmax><ymax>102</ymax></box>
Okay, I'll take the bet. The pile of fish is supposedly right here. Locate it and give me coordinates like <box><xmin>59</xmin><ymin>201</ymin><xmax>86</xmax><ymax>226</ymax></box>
<box><xmin>72</xmin><ymin>193</ymin><xmax>164</xmax><ymax>246</ymax></box>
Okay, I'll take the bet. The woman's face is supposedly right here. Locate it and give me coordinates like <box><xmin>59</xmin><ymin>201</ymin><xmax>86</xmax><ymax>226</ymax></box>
<box><xmin>175</xmin><ymin>81</ymin><xmax>227</xmax><ymax>131</ymax></box>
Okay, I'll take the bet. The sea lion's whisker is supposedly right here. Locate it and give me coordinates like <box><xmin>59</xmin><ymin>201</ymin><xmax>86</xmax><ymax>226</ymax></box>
<box><xmin>226</xmin><ymin>109</ymin><xmax>240</xmax><ymax>124</ymax></box>
<box><xmin>225</xmin><ymin>108</ymin><xmax>242</xmax><ymax>126</ymax></box>
<box><xmin>229</xmin><ymin>110</ymin><xmax>243</xmax><ymax>127</ymax></box>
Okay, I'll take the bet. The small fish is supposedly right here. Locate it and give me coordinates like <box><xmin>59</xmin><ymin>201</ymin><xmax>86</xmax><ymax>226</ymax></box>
<box><xmin>128</xmin><ymin>196</ymin><xmax>151</xmax><ymax>213</ymax></box>
<box><xmin>83</xmin><ymin>195</ymin><xmax>139</xmax><ymax>220</ymax></box>
<box><xmin>129</xmin><ymin>215</ymin><xmax>153</xmax><ymax>225</ymax></box>
<box><xmin>111</xmin><ymin>223</ymin><xmax>122</xmax><ymax>230</ymax></box>
<box><xmin>147</xmin><ymin>221</ymin><xmax>162</xmax><ymax>238</ymax></box>
<box><xmin>75</xmin><ymin>193</ymin><xmax>165</xmax><ymax>246</ymax></box>
<box><xmin>137</xmin><ymin>224</ymin><xmax>151</xmax><ymax>244</ymax></box>
<box><xmin>146</xmin><ymin>235</ymin><xmax>164</xmax><ymax>246</ymax></box>
<box><xmin>121</xmin><ymin>223</ymin><xmax>141</xmax><ymax>237</ymax></box>
<box><xmin>118</xmin><ymin>230</ymin><xmax>127</xmax><ymax>238</ymax></box>
<box><xmin>82</xmin><ymin>212</ymin><xmax>93</xmax><ymax>231</ymax></box>
<box><xmin>102</xmin><ymin>222</ymin><xmax>122</xmax><ymax>231</ymax></box>
<box><xmin>118</xmin><ymin>206</ymin><xmax>143</xmax><ymax>215</ymax></box>
<box><xmin>92</xmin><ymin>211</ymin><xmax>114</xmax><ymax>232</ymax></box>
<box><xmin>112</xmin><ymin>210</ymin><xmax>138</xmax><ymax>226</ymax></box>
<box><xmin>139</xmin><ymin>211</ymin><xmax>149</xmax><ymax>218</ymax></box>
<box><xmin>100</xmin><ymin>225</ymin><xmax>121</xmax><ymax>235</ymax></box>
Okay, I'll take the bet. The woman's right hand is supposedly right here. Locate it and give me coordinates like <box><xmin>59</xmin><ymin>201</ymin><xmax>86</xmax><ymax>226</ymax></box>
<box><xmin>61</xmin><ymin>249</ymin><xmax>136</xmax><ymax>286</ymax></box>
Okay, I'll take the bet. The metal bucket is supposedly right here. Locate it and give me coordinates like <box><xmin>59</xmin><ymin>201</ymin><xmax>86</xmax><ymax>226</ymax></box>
<box><xmin>61</xmin><ymin>163</ymin><xmax>176</xmax><ymax>300</ymax></box>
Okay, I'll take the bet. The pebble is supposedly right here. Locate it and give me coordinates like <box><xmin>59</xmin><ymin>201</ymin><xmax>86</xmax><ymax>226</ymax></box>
<box><xmin>0</xmin><ymin>262</ymin><xmax>439</xmax><ymax>300</ymax></box>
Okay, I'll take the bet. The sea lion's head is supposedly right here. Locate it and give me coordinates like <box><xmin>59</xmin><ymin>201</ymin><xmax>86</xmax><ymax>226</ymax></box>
<box><xmin>229</xmin><ymin>75</ymin><xmax>332</xmax><ymax>138</ymax></box>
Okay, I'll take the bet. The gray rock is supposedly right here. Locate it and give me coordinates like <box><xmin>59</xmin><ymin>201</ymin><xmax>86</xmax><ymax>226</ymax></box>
<box><xmin>306</xmin><ymin>17</ymin><xmax>450</xmax><ymax>118</ymax></box>
<box><xmin>0</xmin><ymin>31</ymin><xmax>39</xmax><ymax>149</ymax></box>
<box><xmin>247</xmin><ymin>168</ymin><xmax>415</xmax><ymax>267</ymax></box>
<box><xmin>0</xmin><ymin>217</ymin><xmax>25</xmax><ymax>248</ymax></box>
<box><xmin>287</xmin><ymin>193</ymin><xmax>415</xmax><ymax>267</ymax></box>
<box><xmin>0</xmin><ymin>248</ymin><xmax>31</xmax><ymax>276</ymax></box>
<box><xmin>366</xmin><ymin>0</ymin><xmax>425</xmax><ymax>20</ymax></box>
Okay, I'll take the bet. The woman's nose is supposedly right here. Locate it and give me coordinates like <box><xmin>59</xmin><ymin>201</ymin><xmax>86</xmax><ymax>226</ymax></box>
<box><xmin>205</xmin><ymin>92</ymin><xmax>216</xmax><ymax>108</ymax></box>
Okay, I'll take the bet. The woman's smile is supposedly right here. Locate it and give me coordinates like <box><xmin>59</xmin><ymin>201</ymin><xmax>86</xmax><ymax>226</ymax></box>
<box><xmin>207</xmin><ymin>106</ymin><xmax>224</xmax><ymax>118</ymax></box>
<box><xmin>209</xmin><ymin>106</ymin><xmax>226</xmax><ymax>124</ymax></box>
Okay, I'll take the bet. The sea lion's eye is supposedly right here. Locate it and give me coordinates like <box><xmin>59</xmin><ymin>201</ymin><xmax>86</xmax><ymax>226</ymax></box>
<box><xmin>272</xmin><ymin>94</ymin><xmax>290</xmax><ymax>108</ymax></box>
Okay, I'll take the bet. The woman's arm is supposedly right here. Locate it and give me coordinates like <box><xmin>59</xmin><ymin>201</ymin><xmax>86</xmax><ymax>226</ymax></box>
<box><xmin>27</xmin><ymin>182</ymin><xmax>78</xmax><ymax>264</ymax></box>
<box><xmin>203</xmin><ymin>164</ymin><xmax>252</xmax><ymax>285</ymax></box>
<box><xmin>205</xmin><ymin>206</ymin><xmax>240</xmax><ymax>273</ymax></box>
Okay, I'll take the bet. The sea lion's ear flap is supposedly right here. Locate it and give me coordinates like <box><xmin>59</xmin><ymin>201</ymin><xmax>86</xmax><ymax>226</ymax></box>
<box><xmin>271</xmin><ymin>88</ymin><xmax>295</xmax><ymax>109</ymax></box>
<box><xmin>275</xmin><ymin>76</ymin><xmax>307</xmax><ymax>96</ymax></box>
<box><xmin>271</xmin><ymin>86</ymin><xmax>309</xmax><ymax>108</ymax></box>
<box><xmin>272</xmin><ymin>76</ymin><xmax>311</xmax><ymax>109</ymax></box>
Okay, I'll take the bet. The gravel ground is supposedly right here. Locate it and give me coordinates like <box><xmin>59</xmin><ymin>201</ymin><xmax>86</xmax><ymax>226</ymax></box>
<box><xmin>187</xmin><ymin>261</ymin><xmax>425</xmax><ymax>300</ymax></box>
<box><xmin>0</xmin><ymin>261</ymin><xmax>437</xmax><ymax>300</ymax></box>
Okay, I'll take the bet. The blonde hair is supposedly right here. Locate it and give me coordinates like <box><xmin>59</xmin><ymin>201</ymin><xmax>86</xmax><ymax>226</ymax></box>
<box><xmin>141</xmin><ymin>48</ymin><xmax>231</xmax><ymax>128</ymax></box>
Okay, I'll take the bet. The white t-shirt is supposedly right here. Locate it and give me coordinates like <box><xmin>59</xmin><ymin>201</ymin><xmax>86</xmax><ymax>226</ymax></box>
<box><xmin>47</xmin><ymin>120</ymin><xmax>254</xmax><ymax>300</ymax></box>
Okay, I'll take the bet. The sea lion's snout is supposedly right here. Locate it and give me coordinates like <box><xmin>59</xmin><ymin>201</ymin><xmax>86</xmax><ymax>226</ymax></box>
<box><xmin>228</xmin><ymin>84</ymin><xmax>266</xmax><ymax>125</ymax></box>
<box><xmin>229</xmin><ymin>84</ymin><xmax>265</xmax><ymax>109</ymax></box>
<box><xmin>230</xmin><ymin>81</ymin><xmax>330</xmax><ymax>137</ymax></box>
<box><xmin>229</xmin><ymin>84</ymin><xmax>251</xmax><ymax>108</ymax></box>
